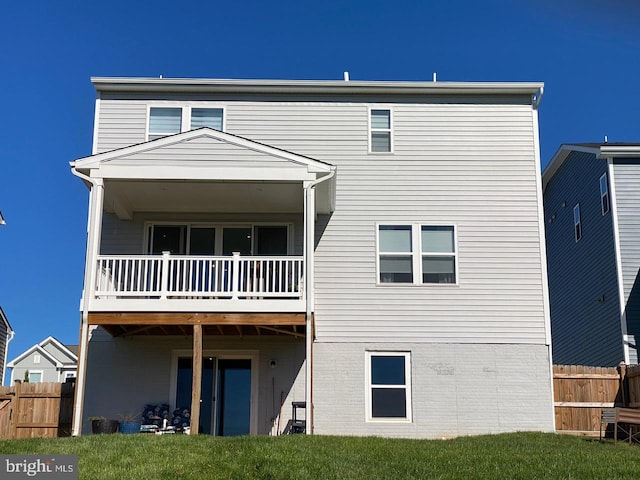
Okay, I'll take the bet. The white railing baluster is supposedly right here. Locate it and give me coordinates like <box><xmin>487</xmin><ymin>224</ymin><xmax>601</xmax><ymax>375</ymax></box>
<box><xmin>93</xmin><ymin>253</ymin><xmax>304</xmax><ymax>301</ymax></box>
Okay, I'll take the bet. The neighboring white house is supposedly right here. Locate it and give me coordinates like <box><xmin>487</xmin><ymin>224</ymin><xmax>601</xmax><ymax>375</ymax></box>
<box><xmin>0</xmin><ymin>307</ymin><xmax>14</xmax><ymax>385</ymax></box>
<box><xmin>70</xmin><ymin>76</ymin><xmax>555</xmax><ymax>437</ymax></box>
<box><xmin>7</xmin><ymin>336</ymin><xmax>77</xmax><ymax>384</ymax></box>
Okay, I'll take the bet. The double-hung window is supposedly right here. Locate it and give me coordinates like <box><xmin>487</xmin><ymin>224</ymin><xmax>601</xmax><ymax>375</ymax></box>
<box><xmin>366</xmin><ymin>352</ymin><xmax>411</xmax><ymax>421</ymax></box>
<box><xmin>573</xmin><ymin>203</ymin><xmax>582</xmax><ymax>242</ymax></box>
<box><xmin>148</xmin><ymin>106</ymin><xmax>224</xmax><ymax>140</ymax></box>
<box><xmin>378</xmin><ymin>224</ymin><xmax>457</xmax><ymax>284</ymax></box>
<box><xmin>600</xmin><ymin>173</ymin><xmax>610</xmax><ymax>215</ymax></box>
<box><xmin>148</xmin><ymin>107</ymin><xmax>182</xmax><ymax>140</ymax></box>
<box><xmin>370</xmin><ymin>109</ymin><xmax>392</xmax><ymax>153</ymax></box>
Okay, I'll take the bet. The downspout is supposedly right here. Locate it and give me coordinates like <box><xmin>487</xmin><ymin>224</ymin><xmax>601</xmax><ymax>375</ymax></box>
<box><xmin>533</xmin><ymin>86</ymin><xmax>544</xmax><ymax>111</ymax></box>
<box><xmin>70</xmin><ymin>166</ymin><xmax>103</xmax><ymax>436</ymax></box>
<box><xmin>3</xmin><ymin>330</ymin><xmax>14</xmax><ymax>386</ymax></box>
<box><xmin>303</xmin><ymin>167</ymin><xmax>336</xmax><ymax>435</ymax></box>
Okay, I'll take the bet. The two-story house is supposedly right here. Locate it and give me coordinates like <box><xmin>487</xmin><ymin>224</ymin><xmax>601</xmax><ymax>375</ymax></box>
<box><xmin>6</xmin><ymin>336</ymin><xmax>77</xmax><ymax>384</ymax></box>
<box><xmin>543</xmin><ymin>143</ymin><xmax>640</xmax><ymax>366</ymax></box>
<box><xmin>70</xmin><ymin>77</ymin><xmax>555</xmax><ymax>437</ymax></box>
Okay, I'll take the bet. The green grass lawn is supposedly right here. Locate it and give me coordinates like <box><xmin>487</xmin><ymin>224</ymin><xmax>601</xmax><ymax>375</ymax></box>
<box><xmin>0</xmin><ymin>432</ymin><xmax>638</xmax><ymax>479</ymax></box>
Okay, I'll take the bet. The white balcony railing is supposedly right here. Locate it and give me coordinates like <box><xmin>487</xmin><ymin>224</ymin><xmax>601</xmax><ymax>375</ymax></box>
<box><xmin>94</xmin><ymin>252</ymin><xmax>304</xmax><ymax>301</ymax></box>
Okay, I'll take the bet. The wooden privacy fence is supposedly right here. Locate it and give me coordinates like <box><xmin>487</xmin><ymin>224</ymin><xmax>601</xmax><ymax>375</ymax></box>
<box><xmin>0</xmin><ymin>381</ymin><xmax>74</xmax><ymax>439</ymax></box>
<box><xmin>553</xmin><ymin>364</ymin><xmax>640</xmax><ymax>436</ymax></box>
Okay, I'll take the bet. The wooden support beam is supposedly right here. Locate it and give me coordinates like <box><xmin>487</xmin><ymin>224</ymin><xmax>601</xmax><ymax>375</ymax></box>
<box><xmin>258</xmin><ymin>326</ymin><xmax>306</xmax><ymax>338</ymax></box>
<box><xmin>89</xmin><ymin>312</ymin><xmax>306</xmax><ymax>326</ymax></box>
<box><xmin>190</xmin><ymin>324</ymin><xmax>202</xmax><ymax>435</ymax></box>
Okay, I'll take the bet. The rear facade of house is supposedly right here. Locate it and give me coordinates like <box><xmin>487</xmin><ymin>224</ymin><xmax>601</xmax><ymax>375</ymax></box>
<box><xmin>543</xmin><ymin>143</ymin><xmax>640</xmax><ymax>366</ymax></box>
<box><xmin>71</xmin><ymin>77</ymin><xmax>554</xmax><ymax>437</ymax></box>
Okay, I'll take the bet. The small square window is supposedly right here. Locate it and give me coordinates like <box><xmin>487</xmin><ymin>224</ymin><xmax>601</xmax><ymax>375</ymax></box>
<box><xmin>600</xmin><ymin>173</ymin><xmax>610</xmax><ymax>215</ymax></box>
<box><xmin>366</xmin><ymin>352</ymin><xmax>411</xmax><ymax>421</ymax></box>
<box><xmin>370</xmin><ymin>109</ymin><xmax>392</xmax><ymax>153</ymax></box>
<box><xmin>28</xmin><ymin>371</ymin><xmax>43</xmax><ymax>383</ymax></box>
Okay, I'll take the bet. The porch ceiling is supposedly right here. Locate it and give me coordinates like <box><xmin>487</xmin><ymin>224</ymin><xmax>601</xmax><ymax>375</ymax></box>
<box><xmin>104</xmin><ymin>180</ymin><xmax>304</xmax><ymax>217</ymax></box>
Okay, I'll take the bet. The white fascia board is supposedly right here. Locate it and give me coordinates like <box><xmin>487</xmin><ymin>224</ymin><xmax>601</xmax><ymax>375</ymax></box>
<box><xmin>39</xmin><ymin>336</ymin><xmax>78</xmax><ymax>362</ymax></box>
<box><xmin>93</xmin><ymin>165</ymin><xmax>317</xmax><ymax>181</ymax></box>
<box><xmin>7</xmin><ymin>344</ymin><xmax>62</xmax><ymax>369</ymax></box>
<box><xmin>599</xmin><ymin>145</ymin><xmax>640</xmax><ymax>158</ymax></box>
<box><xmin>0</xmin><ymin>306</ymin><xmax>11</xmax><ymax>332</ymax></box>
<box><xmin>72</xmin><ymin>129</ymin><xmax>333</xmax><ymax>173</ymax></box>
<box><xmin>91</xmin><ymin>77</ymin><xmax>543</xmax><ymax>97</ymax></box>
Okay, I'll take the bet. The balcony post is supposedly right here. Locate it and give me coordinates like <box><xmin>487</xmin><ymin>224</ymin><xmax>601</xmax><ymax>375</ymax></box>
<box><xmin>160</xmin><ymin>251</ymin><xmax>171</xmax><ymax>299</ymax></box>
<box><xmin>231</xmin><ymin>252</ymin><xmax>240</xmax><ymax>299</ymax></box>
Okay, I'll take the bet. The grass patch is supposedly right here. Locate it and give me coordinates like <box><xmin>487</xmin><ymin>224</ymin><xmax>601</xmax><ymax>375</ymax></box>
<box><xmin>0</xmin><ymin>432</ymin><xmax>638</xmax><ymax>479</ymax></box>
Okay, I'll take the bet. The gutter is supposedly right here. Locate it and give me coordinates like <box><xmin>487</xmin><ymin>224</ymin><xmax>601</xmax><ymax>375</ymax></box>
<box><xmin>3</xmin><ymin>330</ymin><xmax>14</xmax><ymax>386</ymax></box>
<box><xmin>533</xmin><ymin>86</ymin><xmax>544</xmax><ymax>110</ymax></box>
<box><xmin>303</xmin><ymin>167</ymin><xmax>336</xmax><ymax>435</ymax></box>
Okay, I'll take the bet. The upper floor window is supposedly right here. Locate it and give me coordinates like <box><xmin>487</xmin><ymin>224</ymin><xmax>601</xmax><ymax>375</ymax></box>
<box><xmin>370</xmin><ymin>109</ymin><xmax>392</xmax><ymax>153</ymax></box>
<box><xmin>573</xmin><ymin>203</ymin><xmax>582</xmax><ymax>242</ymax></box>
<box><xmin>600</xmin><ymin>173</ymin><xmax>610</xmax><ymax>215</ymax></box>
<box><xmin>148</xmin><ymin>106</ymin><xmax>224</xmax><ymax>141</ymax></box>
<box><xmin>149</xmin><ymin>107</ymin><xmax>182</xmax><ymax>140</ymax></box>
<box><xmin>378</xmin><ymin>224</ymin><xmax>457</xmax><ymax>285</ymax></box>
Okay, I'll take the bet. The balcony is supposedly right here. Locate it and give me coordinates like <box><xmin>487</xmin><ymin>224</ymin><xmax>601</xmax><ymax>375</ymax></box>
<box><xmin>88</xmin><ymin>253</ymin><xmax>305</xmax><ymax>313</ymax></box>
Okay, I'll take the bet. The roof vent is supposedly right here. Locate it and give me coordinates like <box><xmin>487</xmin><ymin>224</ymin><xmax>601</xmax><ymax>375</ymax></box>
<box><xmin>343</xmin><ymin>71</ymin><xmax>350</xmax><ymax>82</ymax></box>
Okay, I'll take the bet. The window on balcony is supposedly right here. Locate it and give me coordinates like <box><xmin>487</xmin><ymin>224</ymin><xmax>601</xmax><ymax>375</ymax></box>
<box><xmin>366</xmin><ymin>352</ymin><xmax>411</xmax><ymax>421</ymax></box>
<box><xmin>378</xmin><ymin>224</ymin><xmax>457</xmax><ymax>284</ymax></box>
<box><xmin>146</xmin><ymin>224</ymin><xmax>291</xmax><ymax>256</ymax></box>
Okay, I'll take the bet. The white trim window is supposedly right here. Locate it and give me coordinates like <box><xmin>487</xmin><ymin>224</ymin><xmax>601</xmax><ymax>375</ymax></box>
<box><xmin>600</xmin><ymin>173</ymin><xmax>610</xmax><ymax>215</ymax></box>
<box><xmin>28</xmin><ymin>370</ymin><xmax>43</xmax><ymax>383</ymax></box>
<box><xmin>378</xmin><ymin>224</ymin><xmax>457</xmax><ymax>284</ymax></box>
<box><xmin>574</xmin><ymin>203</ymin><xmax>582</xmax><ymax>242</ymax></box>
<box><xmin>148</xmin><ymin>106</ymin><xmax>224</xmax><ymax>140</ymax></box>
<box><xmin>33</xmin><ymin>354</ymin><xmax>41</xmax><ymax>364</ymax></box>
<box><xmin>370</xmin><ymin>108</ymin><xmax>392</xmax><ymax>153</ymax></box>
<box><xmin>149</xmin><ymin>107</ymin><xmax>182</xmax><ymax>140</ymax></box>
<box><xmin>365</xmin><ymin>352</ymin><xmax>411</xmax><ymax>422</ymax></box>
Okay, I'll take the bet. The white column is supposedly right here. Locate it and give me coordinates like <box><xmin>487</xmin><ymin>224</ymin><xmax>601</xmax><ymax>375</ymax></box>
<box><xmin>72</xmin><ymin>178</ymin><xmax>104</xmax><ymax>436</ymax></box>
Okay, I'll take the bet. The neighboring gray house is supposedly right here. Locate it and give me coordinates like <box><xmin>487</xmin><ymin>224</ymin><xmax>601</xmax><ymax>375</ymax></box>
<box><xmin>7</xmin><ymin>336</ymin><xmax>77</xmax><ymax>384</ymax></box>
<box><xmin>0</xmin><ymin>307</ymin><xmax>14</xmax><ymax>385</ymax></box>
<box><xmin>70</xmin><ymin>76</ymin><xmax>554</xmax><ymax>437</ymax></box>
<box><xmin>543</xmin><ymin>143</ymin><xmax>640</xmax><ymax>366</ymax></box>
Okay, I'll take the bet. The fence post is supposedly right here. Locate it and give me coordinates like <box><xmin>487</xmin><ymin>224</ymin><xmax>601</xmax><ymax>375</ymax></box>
<box><xmin>619</xmin><ymin>362</ymin><xmax>628</xmax><ymax>407</ymax></box>
<box><xmin>231</xmin><ymin>252</ymin><xmax>240</xmax><ymax>300</ymax></box>
<box><xmin>10</xmin><ymin>381</ymin><xmax>21</xmax><ymax>439</ymax></box>
<box><xmin>160</xmin><ymin>251</ymin><xmax>170</xmax><ymax>299</ymax></box>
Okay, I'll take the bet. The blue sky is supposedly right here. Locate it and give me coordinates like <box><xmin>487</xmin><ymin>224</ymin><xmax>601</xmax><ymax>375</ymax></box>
<box><xmin>0</xmin><ymin>0</ymin><xmax>639</xmax><ymax>374</ymax></box>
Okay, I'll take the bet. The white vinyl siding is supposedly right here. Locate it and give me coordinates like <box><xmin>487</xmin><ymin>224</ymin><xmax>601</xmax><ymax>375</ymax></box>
<box><xmin>600</xmin><ymin>173</ymin><xmax>610</xmax><ymax>215</ymax></box>
<box><xmin>95</xmin><ymin>97</ymin><xmax>547</xmax><ymax>345</ymax></box>
<box><xmin>365</xmin><ymin>351</ymin><xmax>411</xmax><ymax>422</ymax></box>
<box><xmin>574</xmin><ymin>204</ymin><xmax>582</xmax><ymax>242</ymax></box>
<box><xmin>370</xmin><ymin>109</ymin><xmax>392</xmax><ymax>153</ymax></box>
